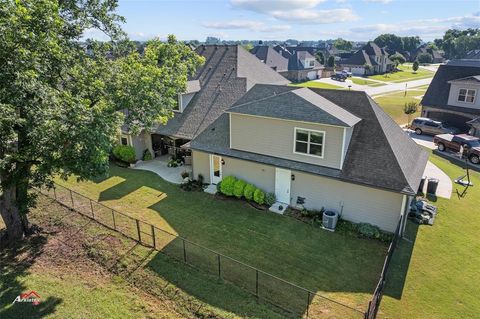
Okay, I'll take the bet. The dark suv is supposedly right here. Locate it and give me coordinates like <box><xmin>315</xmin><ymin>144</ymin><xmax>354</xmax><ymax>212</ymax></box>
<box><xmin>330</xmin><ymin>73</ymin><xmax>347</xmax><ymax>82</ymax></box>
<box><xmin>411</xmin><ymin>117</ymin><xmax>458</xmax><ymax>136</ymax></box>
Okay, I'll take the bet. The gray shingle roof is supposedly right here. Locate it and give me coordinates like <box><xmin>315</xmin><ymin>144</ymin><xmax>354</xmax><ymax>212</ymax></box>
<box><xmin>421</xmin><ymin>62</ymin><xmax>480</xmax><ymax>115</ymax></box>
<box><xmin>191</xmin><ymin>85</ymin><xmax>428</xmax><ymax>195</ymax></box>
<box><xmin>341</xmin><ymin>41</ymin><xmax>392</xmax><ymax>67</ymax></box>
<box><xmin>287</xmin><ymin>51</ymin><xmax>323</xmax><ymax>71</ymax></box>
<box><xmin>154</xmin><ymin>45</ymin><xmax>289</xmax><ymax>140</ymax></box>
<box><xmin>250</xmin><ymin>46</ymin><xmax>289</xmax><ymax>72</ymax></box>
<box><xmin>227</xmin><ymin>86</ymin><xmax>360</xmax><ymax>127</ymax></box>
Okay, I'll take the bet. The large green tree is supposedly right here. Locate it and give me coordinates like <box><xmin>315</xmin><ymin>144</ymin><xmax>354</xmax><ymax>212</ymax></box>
<box><xmin>0</xmin><ymin>0</ymin><xmax>204</xmax><ymax>242</ymax></box>
<box><xmin>435</xmin><ymin>28</ymin><xmax>480</xmax><ymax>59</ymax></box>
<box><xmin>374</xmin><ymin>34</ymin><xmax>421</xmax><ymax>52</ymax></box>
<box><xmin>333</xmin><ymin>38</ymin><xmax>353</xmax><ymax>51</ymax></box>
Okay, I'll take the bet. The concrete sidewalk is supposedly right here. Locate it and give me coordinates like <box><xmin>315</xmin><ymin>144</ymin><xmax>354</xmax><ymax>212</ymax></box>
<box><xmin>422</xmin><ymin>161</ymin><xmax>452</xmax><ymax>199</ymax></box>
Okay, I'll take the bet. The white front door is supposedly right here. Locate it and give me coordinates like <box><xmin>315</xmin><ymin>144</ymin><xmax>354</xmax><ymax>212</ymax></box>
<box><xmin>275</xmin><ymin>168</ymin><xmax>291</xmax><ymax>204</ymax></box>
<box><xmin>210</xmin><ymin>155</ymin><xmax>222</xmax><ymax>185</ymax></box>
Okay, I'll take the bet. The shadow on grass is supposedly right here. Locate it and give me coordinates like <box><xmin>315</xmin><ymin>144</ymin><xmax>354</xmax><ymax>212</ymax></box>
<box><xmin>383</xmin><ymin>221</ymin><xmax>420</xmax><ymax>300</ymax></box>
<box><xmin>0</xmin><ymin>235</ymin><xmax>62</xmax><ymax>319</ymax></box>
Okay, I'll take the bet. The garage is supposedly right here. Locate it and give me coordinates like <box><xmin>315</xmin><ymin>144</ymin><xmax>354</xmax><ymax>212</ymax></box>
<box><xmin>351</xmin><ymin>67</ymin><xmax>365</xmax><ymax>76</ymax></box>
<box><xmin>307</xmin><ymin>71</ymin><xmax>317</xmax><ymax>80</ymax></box>
<box><xmin>425</xmin><ymin>111</ymin><xmax>474</xmax><ymax>132</ymax></box>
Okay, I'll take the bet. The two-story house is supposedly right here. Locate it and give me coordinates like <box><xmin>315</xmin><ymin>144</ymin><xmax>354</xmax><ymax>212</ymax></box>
<box><xmin>421</xmin><ymin>60</ymin><xmax>480</xmax><ymax>131</ymax></box>
<box><xmin>340</xmin><ymin>42</ymin><xmax>394</xmax><ymax>76</ymax></box>
<box><xmin>252</xmin><ymin>45</ymin><xmax>324</xmax><ymax>82</ymax></box>
<box><xmin>121</xmin><ymin>44</ymin><xmax>290</xmax><ymax>160</ymax></box>
<box><xmin>190</xmin><ymin>84</ymin><xmax>428</xmax><ymax>233</ymax></box>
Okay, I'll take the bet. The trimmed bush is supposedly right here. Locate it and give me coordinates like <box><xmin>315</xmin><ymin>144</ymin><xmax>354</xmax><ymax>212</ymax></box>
<box><xmin>265</xmin><ymin>193</ymin><xmax>276</xmax><ymax>206</ymax></box>
<box><xmin>220</xmin><ymin>176</ymin><xmax>236</xmax><ymax>196</ymax></box>
<box><xmin>243</xmin><ymin>184</ymin><xmax>255</xmax><ymax>201</ymax></box>
<box><xmin>112</xmin><ymin>145</ymin><xmax>136</xmax><ymax>164</ymax></box>
<box><xmin>253</xmin><ymin>188</ymin><xmax>265</xmax><ymax>205</ymax></box>
<box><xmin>358</xmin><ymin>223</ymin><xmax>381</xmax><ymax>239</ymax></box>
<box><xmin>233</xmin><ymin>179</ymin><xmax>247</xmax><ymax>198</ymax></box>
<box><xmin>143</xmin><ymin>149</ymin><xmax>153</xmax><ymax>161</ymax></box>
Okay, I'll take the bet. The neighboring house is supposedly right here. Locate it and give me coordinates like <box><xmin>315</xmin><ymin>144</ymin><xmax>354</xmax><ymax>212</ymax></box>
<box><xmin>340</xmin><ymin>42</ymin><xmax>394</xmax><ymax>75</ymax></box>
<box><xmin>421</xmin><ymin>59</ymin><xmax>480</xmax><ymax>131</ymax></box>
<box><xmin>250</xmin><ymin>46</ymin><xmax>288</xmax><ymax>72</ymax></box>
<box><xmin>190</xmin><ymin>84</ymin><xmax>428</xmax><ymax>233</ymax></box>
<box><xmin>467</xmin><ymin>117</ymin><xmax>480</xmax><ymax>137</ymax></box>
<box><xmin>410</xmin><ymin>45</ymin><xmax>445</xmax><ymax>63</ymax></box>
<box><xmin>121</xmin><ymin>44</ymin><xmax>289</xmax><ymax>160</ymax></box>
<box><xmin>254</xmin><ymin>45</ymin><xmax>325</xmax><ymax>82</ymax></box>
<box><xmin>464</xmin><ymin>49</ymin><xmax>480</xmax><ymax>60</ymax></box>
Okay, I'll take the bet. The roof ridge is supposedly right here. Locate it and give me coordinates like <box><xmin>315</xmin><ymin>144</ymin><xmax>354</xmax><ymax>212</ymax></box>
<box><xmin>228</xmin><ymin>87</ymin><xmax>296</xmax><ymax>111</ymax></box>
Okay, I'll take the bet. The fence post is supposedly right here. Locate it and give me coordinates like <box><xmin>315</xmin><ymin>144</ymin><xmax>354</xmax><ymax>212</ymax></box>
<box><xmin>69</xmin><ymin>189</ymin><xmax>74</xmax><ymax>208</ymax></box>
<box><xmin>90</xmin><ymin>199</ymin><xmax>95</xmax><ymax>219</ymax></box>
<box><xmin>255</xmin><ymin>269</ymin><xmax>259</xmax><ymax>298</ymax></box>
<box><xmin>151</xmin><ymin>225</ymin><xmax>156</xmax><ymax>249</ymax></box>
<box><xmin>136</xmin><ymin>219</ymin><xmax>141</xmax><ymax>243</ymax></box>
<box><xmin>53</xmin><ymin>187</ymin><xmax>57</xmax><ymax>200</ymax></box>
<box><xmin>217</xmin><ymin>254</ymin><xmax>221</xmax><ymax>278</ymax></box>
<box><xmin>111</xmin><ymin>209</ymin><xmax>116</xmax><ymax>230</ymax></box>
<box><xmin>182</xmin><ymin>239</ymin><xmax>187</xmax><ymax>263</ymax></box>
<box><xmin>306</xmin><ymin>291</ymin><xmax>311</xmax><ymax>319</ymax></box>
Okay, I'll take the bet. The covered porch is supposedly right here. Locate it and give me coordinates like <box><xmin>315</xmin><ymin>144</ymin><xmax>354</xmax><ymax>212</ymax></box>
<box><xmin>151</xmin><ymin>133</ymin><xmax>192</xmax><ymax>165</ymax></box>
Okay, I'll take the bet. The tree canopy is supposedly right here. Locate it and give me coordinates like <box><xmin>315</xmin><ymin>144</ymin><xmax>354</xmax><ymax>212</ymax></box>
<box><xmin>374</xmin><ymin>34</ymin><xmax>421</xmax><ymax>52</ymax></box>
<box><xmin>434</xmin><ymin>28</ymin><xmax>480</xmax><ymax>59</ymax></box>
<box><xmin>0</xmin><ymin>0</ymin><xmax>204</xmax><ymax>242</ymax></box>
<box><xmin>333</xmin><ymin>38</ymin><xmax>353</xmax><ymax>51</ymax></box>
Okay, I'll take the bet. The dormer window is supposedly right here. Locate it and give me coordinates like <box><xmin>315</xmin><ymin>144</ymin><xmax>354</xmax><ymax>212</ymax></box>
<box><xmin>458</xmin><ymin>88</ymin><xmax>476</xmax><ymax>103</ymax></box>
<box><xmin>309</xmin><ymin>60</ymin><xmax>315</xmax><ymax>67</ymax></box>
<box><xmin>294</xmin><ymin>128</ymin><xmax>325</xmax><ymax>158</ymax></box>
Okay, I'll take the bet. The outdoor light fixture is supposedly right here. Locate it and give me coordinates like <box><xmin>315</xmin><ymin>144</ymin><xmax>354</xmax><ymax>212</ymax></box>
<box><xmin>221</xmin><ymin>159</ymin><xmax>225</xmax><ymax>165</ymax></box>
<box><xmin>291</xmin><ymin>174</ymin><xmax>295</xmax><ymax>181</ymax></box>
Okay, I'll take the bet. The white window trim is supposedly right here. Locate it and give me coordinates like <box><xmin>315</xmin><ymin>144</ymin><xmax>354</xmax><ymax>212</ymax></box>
<box><xmin>293</xmin><ymin>127</ymin><xmax>326</xmax><ymax>159</ymax></box>
<box><xmin>120</xmin><ymin>134</ymin><xmax>132</xmax><ymax>146</ymax></box>
<box><xmin>457</xmin><ymin>88</ymin><xmax>476</xmax><ymax>104</ymax></box>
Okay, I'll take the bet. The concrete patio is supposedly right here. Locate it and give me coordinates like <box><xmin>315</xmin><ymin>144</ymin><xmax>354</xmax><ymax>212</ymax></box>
<box><xmin>422</xmin><ymin>161</ymin><xmax>452</xmax><ymax>199</ymax></box>
<box><xmin>133</xmin><ymin>156</ymin><xmax>192</xmax><ymax>184</ymax></box>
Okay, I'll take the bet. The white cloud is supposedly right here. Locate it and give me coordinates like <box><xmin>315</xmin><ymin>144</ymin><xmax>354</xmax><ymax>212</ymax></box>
<box><xmin>272</xmin><ymin>8</ymin><xmax>359</xmax><ymax>24</ymax></box>
<box><xmin>231</xmin><ymin>0</ymin><xmax>358</xmax><ymax>24</ymax></box>
<box><xmin>202</xmin><ymin>20</ymin><xmax>291</xmax><ymax>32</ymax></box>
<box><xmin>363</xmin><ymin>0</ymin><xmax>392</xmax><ymax>3</ymax></box>
<box><xmin>231</xmin><ymin>0</ymin><xmax>325</xmax><ymax>13</ymax></box>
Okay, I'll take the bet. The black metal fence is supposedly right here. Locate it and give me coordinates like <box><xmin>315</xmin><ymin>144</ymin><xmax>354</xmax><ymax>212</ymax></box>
<box><xmin>39</xmin><ymin>183</ymin><xmax>364</xmax><ymax>319</ymax></box>
<box><xmin>364</xmin><ymin>218</ymin><xmax>402</xmax><ymax>319</ymax></box>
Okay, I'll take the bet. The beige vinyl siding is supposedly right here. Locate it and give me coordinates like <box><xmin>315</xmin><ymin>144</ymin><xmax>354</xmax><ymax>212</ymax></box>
<box><xmin>291</xmin><ymin>171</ymin><xmax>403</xmax><ymax>232</ymax></box>
<box><xmin>131</xmin><ymin>133</ymin><xmax>147</xmax><ymax>160</ymax></box>
<box><xmin>192</xmin><ymin>150</ymin><xmax>211</xmax><ymax>183</ymax></box>
<box><xmin>230</xmin><ymin>113</ymin><xmax>344</xmax><ymax>169</ymax></box>
<box><xmin>222</xmin><ymin>156</ymin><xmax>275</xmax><ymax>193</ymax></box>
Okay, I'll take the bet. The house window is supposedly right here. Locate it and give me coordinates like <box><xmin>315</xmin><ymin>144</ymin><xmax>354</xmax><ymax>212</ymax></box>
<box><xmin>294</xmin><ymin>128</ymin><xmax>325</xmax><ymax>158</ymax></box>
<box><xmin>173</xmin><ymin>94</ymin><xmax>181</xmax><ymax>112</ymax></box>
<box><xmin>458</xmin><ymin>88</ymin><xmax>476</xmax><ymax>103</ymax></box>
<box><xmin>121</xmin><ymin>136</ymin><xmax>129</xmax><ymax>146</ymax></box>
<box><xmin>309</xmin><ymin>60</ymin><xmax>315</xmax><ymax>67</ymax></box>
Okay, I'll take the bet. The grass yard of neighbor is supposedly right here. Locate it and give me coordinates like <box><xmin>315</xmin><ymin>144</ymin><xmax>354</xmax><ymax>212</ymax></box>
<box><xmin>289</xmin><ymin>80</ymin><xmax>342</xmax><ymax>89</ymax></box>
<box><xmin>349</xmin><ymin>77</ymin><xmax>386</xmax><ymax>87</ymax></box>
<box><xmin>368</xmin><ymin>64</ymin><xmax>434</xmax><ymax>83</ymax></box>
<box><xmin>380</xmin><ymin>152</ymin><xmax>480</xmax><ymax>318</ymax></box>
<box><xmin>54</xmin><ymin>164</ymin><xmax>387</xmax><ymax>312</ymax></box>
<box><xmin>373</xmin><ymin>87</ymin><xmax>426</xmax><ymax>125</ymax></box>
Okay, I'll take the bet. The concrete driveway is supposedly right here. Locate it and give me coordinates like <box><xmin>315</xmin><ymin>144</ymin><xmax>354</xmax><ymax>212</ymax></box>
<box><xmin>315</xmin><ymin>77</ymin><xmax>432</xmax><ymax>96</ymax></box>
<box><xmin>404</xmin><ymin>129</ymin><xmax>436</xmax><ymax>149</ymax></box>
<box><xmin>422</xmin><ymin>161</ymin><xmax>452</xmax><ymax>199</ymax></box>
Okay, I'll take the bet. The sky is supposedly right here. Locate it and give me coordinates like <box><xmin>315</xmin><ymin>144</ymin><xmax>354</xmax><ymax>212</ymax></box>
<box><xmin>85</xmin><ymin>0</ymin><xmax>480</xmax><ymax>42</ymax></box>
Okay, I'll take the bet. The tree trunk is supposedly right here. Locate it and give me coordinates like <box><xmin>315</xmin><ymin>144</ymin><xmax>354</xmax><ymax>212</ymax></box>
<box><xmin>0</xmin><ymin>183</ymin><xmax>28</xmax><ymax>243</ymax></box>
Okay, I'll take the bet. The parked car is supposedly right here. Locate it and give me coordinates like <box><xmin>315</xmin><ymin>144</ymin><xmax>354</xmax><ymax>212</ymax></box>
<box><xmin>411</xmin><ymin>117</ymin><xmax>458</xmax><ymax>136</ymax></box>
<box><xmin>341</xmin><ymin>70</ymin><xmax>352</xmax><ymax>77</ymax></box>
<box><xmin>331</xmin><ymin>73</ymin><xmax>347</xmax><ymax>82</ymax></box>
<box><xmin>433</xmin><ymin>133</ymin><xmax>480</xmax><ymax>164</ymax></box>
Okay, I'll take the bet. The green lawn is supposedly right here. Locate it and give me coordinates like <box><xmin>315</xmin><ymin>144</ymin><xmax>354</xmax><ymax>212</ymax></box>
<box><xmin>289</xmin><ymin>80</ymin><xmax>342</xmax><ymax>89</ymax></box>
<box><xmin>368</xmin><ymin>64</ymin><xmax>434</xmax><ymax>83</ymax></box>
<box><xmin>54</xmin><ymin>164</ymin><xmax>387</xmax><ymax>314</ymax></box>
<box><xmin>373</xmin><ymin>87</ymin><xmax>426</xmax><ymax>125</ymax></box>
<box><xmin>380</xmin><ymin>152</ymin><xmax>480</xmax><ymax>318</ymax></box>
<box><xmin>350</xmin><ymin>77</ymin><xmax>386</xmax><ymax>87</ymax></box>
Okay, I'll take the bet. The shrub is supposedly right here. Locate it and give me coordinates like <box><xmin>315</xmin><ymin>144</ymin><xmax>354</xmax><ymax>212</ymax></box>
<box><xmin>216</xmin><ymin>181</ymin><xmax>222</xmax><ymax>193</ymax></box>
<box><xmin>358</xmin><ymin>223</ymin><xmax>382</xmax><ymax>239</ymax></box>
<box><xmin>112</xmin><ymin>145</ymin><xmax>136</xmax><ymax>164</ymax></box>
<box><xmin>181</xmin><ymin>171</ymin><xmax>190</xmax><ymax>179</ymax></box>
<box><xmin>233</xmin><ymin>179</ymin><xmax>247</xmax><ymax>198</ymax></box>
<box><xmin>253</xmin><ymin>188</ymin><xmax>265</xmax><ymax>205</ymax></box>
<box><xmin>243</xmin><ymin>184</ymin><xmax>255</xmax><ymax>201</ymax></box>
<box><xmin>197</xmin><ymin>174</ymin><xmax>204</xmax><ymax>185</ymax></box>
<box><xmin>143</xmin><ymin>149</ymin><xmax>153</xmax><ymax>161</ymax></box>
<box><xmin>220</xmin><ymin>176</ymin><xmax>236</xmax><ymax>196</ymax></box>
<box><xmin>265</xmin><ymin>193</ymin><xmax>276</xmax><ymax>206</ymax></box>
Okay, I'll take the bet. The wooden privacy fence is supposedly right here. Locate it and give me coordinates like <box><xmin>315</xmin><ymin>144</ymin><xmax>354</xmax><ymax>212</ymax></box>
<box><xmin>39</xmin><ymin>183</ymin><xmax>365</xmax><ymax>319</ymax></box>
